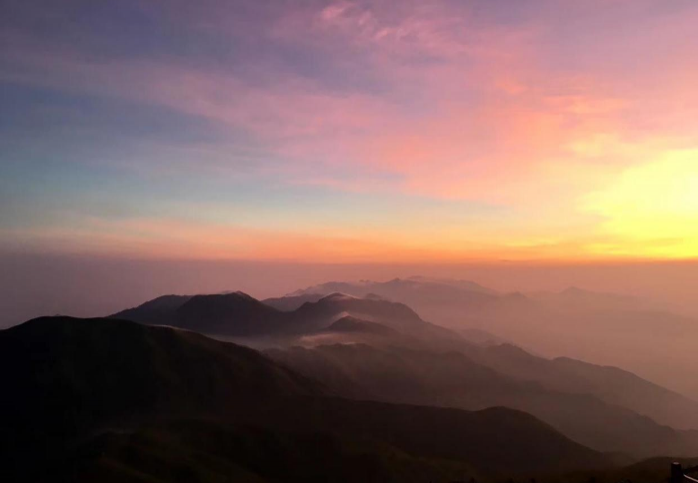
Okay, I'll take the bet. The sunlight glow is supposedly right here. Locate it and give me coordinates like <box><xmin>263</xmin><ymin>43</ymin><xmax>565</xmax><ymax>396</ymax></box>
<box><xmin>584</xmin><ymin>149</ymin><xmax>698</xmax><ymax>258</ymax></box>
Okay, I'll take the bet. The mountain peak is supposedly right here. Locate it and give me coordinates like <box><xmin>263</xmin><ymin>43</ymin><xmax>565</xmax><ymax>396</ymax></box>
<box><xmin>321</xmin><ymin>292</ymin><xmax>360</xmax><ymax>302</ymax></box>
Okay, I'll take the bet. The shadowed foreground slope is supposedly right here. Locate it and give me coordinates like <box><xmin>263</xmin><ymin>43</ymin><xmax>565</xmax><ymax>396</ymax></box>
<box><xmin>268</xmin><ymin>343</ymin><xmax>698</xmax><ymax>458</ymax></box>
<box><xmin>1</xmin><ymin>316</ymin><xmax>609</xmax><ymax>482</ymax></box>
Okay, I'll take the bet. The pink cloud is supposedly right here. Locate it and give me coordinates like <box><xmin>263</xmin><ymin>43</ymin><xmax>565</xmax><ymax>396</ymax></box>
<box><xmin>4</xmin><ymin>0</ymin><xmax>698</xmax><ymax>212</ymax></box>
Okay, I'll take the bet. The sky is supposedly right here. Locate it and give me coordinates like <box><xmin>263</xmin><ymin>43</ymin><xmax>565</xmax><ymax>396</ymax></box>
<box><xmin>2</xmin><ymin>0</ymin><xmax>698</xmax><ymax>264</ymax></box>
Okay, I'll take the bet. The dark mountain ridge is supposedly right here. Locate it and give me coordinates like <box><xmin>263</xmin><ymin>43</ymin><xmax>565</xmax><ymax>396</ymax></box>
<box><xmin>113</xmin><ymin>289</ymin><xmax>698</xmax><ymax>435</ymax></box>
<box><xmin>288</xmin><ymin>278</ymin><xmax>698</xmax><ymax>428</ymax></box>
<box><xmin>1</xmin><ymin>316</ymin><xmax>611</xmax><ymax>482</ymax></box>
<box><xmin>111</xmin><ymin>291</ymin><xmax>468</xmax><ymax>350</ymax></box>
<box><xmin>268</xmin><ymin>343</ymin><xmax>698</xmax><ymax>458</ymax></box>
<box><xmin>472</xmin><ymin>343</ymin><xmax>698</xmax><ymax>431</ymax></box>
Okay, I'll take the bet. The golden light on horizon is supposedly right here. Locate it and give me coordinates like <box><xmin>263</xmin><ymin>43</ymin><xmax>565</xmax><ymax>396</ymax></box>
<box><xmin>584</xmin><ymin>149</ymin><xmax>698</xmax><ymax>258</ymax></box>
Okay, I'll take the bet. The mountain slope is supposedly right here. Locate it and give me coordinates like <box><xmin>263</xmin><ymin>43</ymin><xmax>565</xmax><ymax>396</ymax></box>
<box><xmin>111</xmin><ymin>291</ymin><xmax>470</xmax><ymax>350</ymax></box>
<box><xmin>114</xmin><ymin>288</ymin><xmax>698</xmax><ymax>437</ymax></box>
<box><xmin>109</xmin><ymin>294</ymin><xmax>193</xmax><ymax>325</ymax></box>
<box><xmin>0</xmin><ymin>316</ymin><xmax>320</xmax><ymax>481</ymax></box>
<box><xmin>111</xmin><ymin>292</ymin><xmax>286</xmax><ymax>336</ymax></box>
<box><xmin>267</xmin><ymin>343</ymin><xmax>698</xmax><ymax>457</ymax></box>
<box><xmin>325</xmin><ymin>315</ymin><xmax>400</xmax><ymax>336</ymax></box>
<box><xmin>263</xmin><ymin>292</ymin><xmax>326</xmax><ymax>311</ymax></box>
<box><xmin>175</xmin><ymin>292</ymin><xmax>285</xmax><ymax>335</ymax></box>
<box><xmin>1</xmin><ymin>316</ymin><xmax>610</xmax><ymax>482</ymax></box>
<box><xmin>474</xmin><ymin>343</ymin><xmax>698</xmax><ymax>431</ymax></box>
<box><xmin>58</xmin><ymin>420</ymin><xmax>480</xmax><ymax>483</ymax></box>
<box><xmin>289</xmin><ymin>278</ymin><xmax>520</xmax><ymax>343</ymax></box>
<box><xmin>290</xmin><ymin>292</ymin><xmax>464</xmax><ymax>345</ymax></box>
<box><xmin>290</xmin><ymin>278</ymin><xmax>698</xmax><ymax>428</ymax></box>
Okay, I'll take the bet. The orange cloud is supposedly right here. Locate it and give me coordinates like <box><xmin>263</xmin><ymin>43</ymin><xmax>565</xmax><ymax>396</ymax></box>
<box><xmin>3</xmin><ymin>0</ymin><xmax>698</xmax><ymax>262</ymax></box>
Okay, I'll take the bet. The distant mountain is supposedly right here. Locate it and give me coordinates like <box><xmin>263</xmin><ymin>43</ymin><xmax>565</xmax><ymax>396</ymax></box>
<box><xmin>458</xmin><ymin>327</ymin><xmax>509</xmax><ymax>346</ymax></box>
<box><xmin>176</xmin><ymin>292</ymin><xmax>285</xmax><ymax>335</ymax></box>
<box><xmin>292</xmin><ymin>276</ymin><xmax>499</xmax><ymax>298</ymax></box>
<box><xmin>268</xmin><ymin>343</ymin><xmax>698</xmax><ymax>458</ymax></box>
<box><xmin>289</xmin><ymin>277</ymin><xmax>516</xmax><ymax>343</ymax></box>
<box><xmin>324</xmin><ymin>315</ymin><xmax>400</xmax><ymax>336</ymax></box>
<box><xmin>111</xmin><ymin>291</ymin><xmax>470</xmax><ymax>350</ymax></box>
<box><xmin>291</xmin><ymin>315</ymin><xmax>429</xmax><ymax>349</ymax></box>
<box><xmin>0</xmin><ymin>316</ymin><xmax>610</xmax><ymax>482</ymax></box>
<box><xmin>112</xmin><ymin>291</ymin><xmax>286</xmax><ymax>336</ymax></box>
<box><xmin>109</xmin><ymin>294</ymin><xmax>193</xmax><ymax>324</ymax></box>
<box><xmin>290</xmin><ymin>277</ymin><xmax>505</xmax><ymax>318</ymax></box>
<box><xmin>291</xmin><ymin>292</ymin><xmax>462</xmax><ymax>345</ymax></box>
<box><xmin>479</xmin><ymin>302</ymin><xmax>698</xmax><ymax>403</ymax></box>
<box><xmin>291</xmin><ymin>277</ymin><xmax>698</xmax><ymax>402</ymax></box>
<box><xmin>113</xmin><ymin>288</ymin><xmax>698</xmax><ymax>433</ymax></box>
<box><xmin>263</xmin><ymin>292</ymin><xmax>325</xmax><ymax>311</ymax></box>
<box><xmin>528</xmin><ymin>286</ymin><xmax>656</xmax><ymax>312</ymax></box>
<box><xmin>403</xmin><ymin>275</ymin><xmax>500</xmax><ymax>295</ymax></box>
<box><xmin>473</xmin><ymin>343</ymin><xmax>698</xmax><ymax>431</ymax></box>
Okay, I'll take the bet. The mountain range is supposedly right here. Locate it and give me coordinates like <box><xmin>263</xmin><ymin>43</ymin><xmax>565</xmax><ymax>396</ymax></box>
<box><xmin>111</xmin><ymin>291</ymin><xmax>466</xmax><ymax>350</ymax></box>
<box><xmin>6</xmin><ymin>276</ymin><xmax>698</xmax><ymax>481</ymax></box>
<box><xmin>1</xmin><ymin>316</ymin><xmax>610</xmax><ymax>482</ymax></box>
<box><xmin>108</xmin><ymin>288</ymin><xmax>698</xmax><ymax>458</ymax></box>
<box><xmin>290</xmin><ymin>277</ymin><xmax>698</xmax><ymax>401</ymax></box>
<box><xmin>267</xmin><ymin>342</ymin><xmax>698</xmax><ymax>457</ymax></box>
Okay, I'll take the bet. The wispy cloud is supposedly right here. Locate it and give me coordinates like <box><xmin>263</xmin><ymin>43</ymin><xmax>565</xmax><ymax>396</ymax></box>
<box><xmin>2</xmin><ymin>0</ymin><xmax>698</xmax><ymax>260</ymax></box>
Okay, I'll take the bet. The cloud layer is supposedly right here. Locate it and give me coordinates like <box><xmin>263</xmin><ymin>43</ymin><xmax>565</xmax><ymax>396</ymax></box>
<box><xmin>1</xmin><ymin>0</ymin><xmax>697</xmax><ymax>261</ymax></box>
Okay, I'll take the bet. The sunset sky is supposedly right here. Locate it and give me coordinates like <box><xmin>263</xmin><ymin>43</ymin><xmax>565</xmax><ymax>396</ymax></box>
<box><xmin>2</xmin><ymin>0</ymin><xmax>697</xmax><ymax>263</ymax></box>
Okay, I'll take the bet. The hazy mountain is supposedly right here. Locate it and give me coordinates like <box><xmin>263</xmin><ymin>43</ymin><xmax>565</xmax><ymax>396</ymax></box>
<box><xmin>403</xmin><ymin>276</ymin><xmax>500</xmax><ymax>295</ymax></box>
<box><xmin>263</xmin><ymin>292</ymin><xmax>326</xmax><ymax>311</ymax></box>
<box><xmin>111</xmin><ymin>291</ymin><xmax>471</xmax><ymax>350</ymax></box>
<box><xmin>267</xmin><ymin>343</ymin><xmax>698</xmax><ymax>458</ymax></box>
<box><xmin>291</xmin><ymin>292</ymin><xmax>463</xmax><ymax>345</ymax></box>
<box><xmin>473</xmin><ymin>343</ymin><xmax>698</xmax><ymax>431</ymax></box>
<box><xmin>291</xmin><ymin>276</ymin><xmax>499</xmax><ymax>299</ymax></box>
<box><xmin>290</xmin><ymin>316</ymin><xmax>416</xmax><ymax>348</ymax></box>
<box><xmin>458</xmin><ymin>327</ymin><xmax>509</xmax><ymax>345</ymax></box>
<box><xmin>108</xmin><ymin>294</ymin><xmax>193</xmax><ymax>325</ymax></box>
<box><xmin>476</xmin><ymin>303</ymin><xmax>698</xmax><ymax>402</ymax></box>
<box><xmin>529</xmin><ymin>286</ymin><xmax>656</xmax><ymax>312</ymax></box>
<box><xmin>111</xmin><ymin>291</ymin><xmax>287</xmax><ymax>336</ymax></box>
<box><xmin>324</xmin><ymin>315</ymin><xmax>400</xmax><ymax>336</ymax></box>
<box><xmin>289</xmin><ymin>277</ymin><xmax>519</xmax><ymax>343</ymax></box>
<box><xmin>290</xmin><ymin>277</ymin><xmax>505</xmax><ymax>321</ymax></box>
<box><xmin>291</xmin><ymin>277</ymin><xmax>698</xmax><ymax>401</ymax></box>
<box><xmin>114</xmin><ymin>288</ymin><xmax>698</xmax><ymax>433</ymax></box>
<box><xmin>1</xmin><ymin>316</ymin><xmax>610</xmax><ymax>482</ymax></box>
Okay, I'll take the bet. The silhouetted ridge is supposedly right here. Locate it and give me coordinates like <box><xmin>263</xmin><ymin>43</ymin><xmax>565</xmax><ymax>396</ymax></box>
<box><xmin>112</xmin><ymin>290</ymin><xmax>467</xmax><ymax>347</ymax></box>
<box><xmin>0</xmin><ymin>316</ymin><xmax>320</xmax><ymax>436</ymax></box>
<box><xmin>175</xmin><ymin>292</ymin><xmax>283</xmax><ymax>335</ymax></box>
<box><xmin>294</xmin><ymin>292</ymin><xmax>423</xmax><ymax>326</ymax></box>
<box><xmin>112</xmin><ymin>292</ymin><xmax>289</xmax><ymax>336</ymax></box>
<box><xmin>110</xmin><ymin>294</ymin><xmax>192</xmax><ymax>325</ymax></box>
<box><xmin>262</xmin><ymin>292</ymin><xmax>325</xmax><ymax>311</ymax></box>
<box><xmin>1</xmin><ymin>315</ymin><xmax>612</xmax><ymax>482</ymax></box>
<box><xmin>269</xmin><ymin>342</ymin><xmax>698</xmax><ymax>457</ymax></box>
